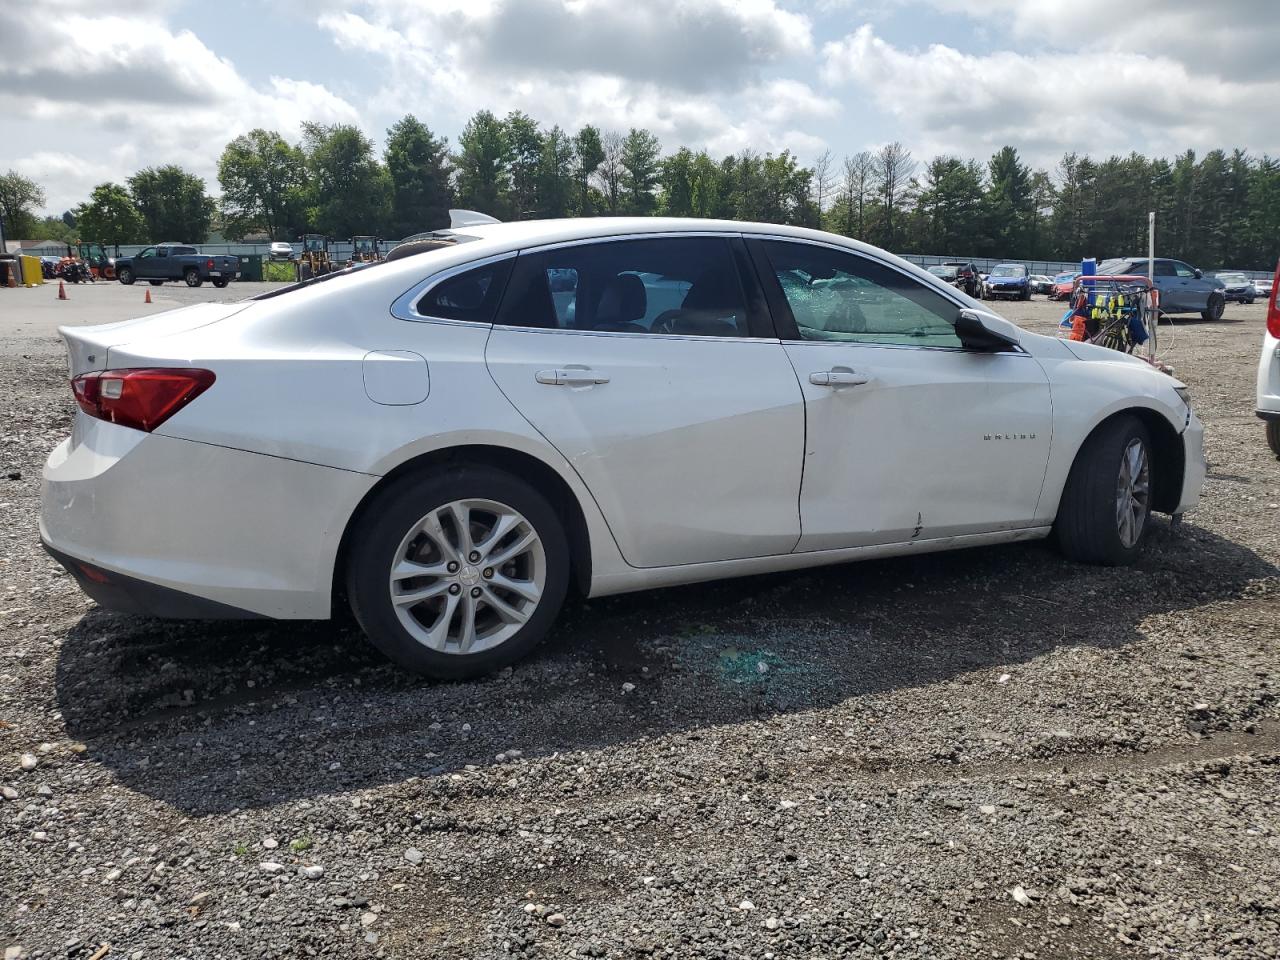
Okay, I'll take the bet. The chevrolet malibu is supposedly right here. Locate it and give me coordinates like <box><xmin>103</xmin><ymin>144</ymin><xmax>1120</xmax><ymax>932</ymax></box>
<box><xmin>41</xmin><ymin>218</ymin><xmax>1205</xmax><ymax>678</ymax></box>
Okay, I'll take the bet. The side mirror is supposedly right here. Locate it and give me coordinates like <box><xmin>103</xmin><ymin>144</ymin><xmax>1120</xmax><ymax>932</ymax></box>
<box><xmin>1194</xmin><ymin>268</ymin><xmax>1202</xmax><ymax>279</ymax></box>
<box><xmin>954</xmin><ymin>309</ymin><xmax>1020</xmax><ymax>352</ymax></box>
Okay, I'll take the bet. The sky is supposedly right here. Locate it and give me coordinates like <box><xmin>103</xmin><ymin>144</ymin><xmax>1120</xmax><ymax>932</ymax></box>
<box><xmin>2</xmin><ymin>0</ymin><xmax>1277</xmax><ymax>219</ymax></box>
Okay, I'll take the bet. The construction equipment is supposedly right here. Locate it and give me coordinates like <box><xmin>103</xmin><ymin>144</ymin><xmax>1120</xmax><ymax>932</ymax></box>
<box><xmin>296</xmin><ymin>234</ymin><xmax>333</xmax><ymax>281</ymax></box>
<box><xmin>73</xmin><ymin>241</ymin><xmax>117</xmax><ymax>281</ymax></box>
<box><xmin>348</xmin><ymin>236</ymin><xmax>382</xmax><ymax>267</ymax></box>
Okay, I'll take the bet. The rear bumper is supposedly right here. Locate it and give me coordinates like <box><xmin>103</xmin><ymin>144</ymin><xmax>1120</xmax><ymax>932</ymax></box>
<box><xmin>43</xmin><ymin>542</ymin><xmax>263</xmax><ymax>619</ymax></box>
<box><xmin>41</xmin><ymin>417</ymin><xmax>376</xmax><ymax>619</ymax></box>
<box><xmin>1258</xmin><ymin>331</ymin><xmax>1280</xmax><ymax>419</ymax></box>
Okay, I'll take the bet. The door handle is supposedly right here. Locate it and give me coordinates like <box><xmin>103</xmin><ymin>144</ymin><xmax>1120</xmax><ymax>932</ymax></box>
<box><xmin>535</xmin><ymin>368</ymin><xmax>610</xmax><ymax>386</ymax></box>
<box><xmin>809</xmin><ymin>370</ymin><xmax>868</xmax><ymax>387</ymax></box>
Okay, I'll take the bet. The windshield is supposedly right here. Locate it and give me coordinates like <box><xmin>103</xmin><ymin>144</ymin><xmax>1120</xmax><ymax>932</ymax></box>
<box><xmin>927</xmin><ymin>265</ymin><xmax>958</xmax><ymax>278</ymax></box>
<box><xmin>990</xmin><ymin>265</ymin><xmax>1025</xmax><ymax>278</ymax></box>
<box><xmin>1053</xmin><ymin>273</ymin><xmax>1076</xmax><ymax>282</ymax></box>
<box><xmin>1217</xmin><ymin>273</ymin><xmax>1246</xmax><ymax>283</ymax></box>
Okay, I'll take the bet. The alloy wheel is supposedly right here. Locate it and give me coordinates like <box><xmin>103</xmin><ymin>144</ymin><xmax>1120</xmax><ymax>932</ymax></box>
<box><xmin>388</xmin><ymin>498</ymin><xmax>546</xmax><ymax>655</ymax></box>
<box><xmin>1115</xmin><ymin>438</ymin><xmax>1150</xmax><ymax>548</ymax></box>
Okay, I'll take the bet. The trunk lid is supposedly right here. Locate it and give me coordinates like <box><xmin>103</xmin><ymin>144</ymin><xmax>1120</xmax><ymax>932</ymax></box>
<box><xmin>60</xmin><ymin>301</ymin><xmax>253</xmax><ymax>376</ymax></box>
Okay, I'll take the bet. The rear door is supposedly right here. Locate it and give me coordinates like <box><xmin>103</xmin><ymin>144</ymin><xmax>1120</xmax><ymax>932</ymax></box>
<box><xmin>485</xmin><ymin>234</ymin><xmax>805</xmax><ymax>568</ymax></box>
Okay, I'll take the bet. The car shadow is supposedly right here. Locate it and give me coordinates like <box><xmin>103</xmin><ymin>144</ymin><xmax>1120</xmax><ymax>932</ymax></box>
<box><xmin>55</xmin><ymin>521</ymin><xmax>1277</xmax><ymax>815</ymax></box>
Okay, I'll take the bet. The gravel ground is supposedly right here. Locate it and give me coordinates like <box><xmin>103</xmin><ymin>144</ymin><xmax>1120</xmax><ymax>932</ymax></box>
<box><xmin>1</xmin><ymin>284</ymin><xmax>1277</xmax><ymax>960</ymax></box>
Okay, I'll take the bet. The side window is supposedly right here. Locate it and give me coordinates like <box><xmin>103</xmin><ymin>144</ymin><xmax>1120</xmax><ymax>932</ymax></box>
<box><xmin>175</xmin><ymin>246</ymin><xmax>196</xmax><ymax>255</ymax></box>
<box><xmin>496</xmin><ymin>236</ymin><xmax>751</xmax><ymax>337</ymax></box>
<box><xmin>137</xmin><ymin>247</ymin><xmax>154</xmax><ymax>259</ymax></box>
<box><xmin>761</xmin><ymin>241</ymin><xmax>962</xmax><ymax>348</ymax></box>
<box><xmin>1153</xmin><ymin>260</ymin><xmax>1177</xmax><ymax>277</ymax></box>
<box><xmin>1173</xmin><ymin>261</ymin><xmax>1197</xmax><ymax>278</ymax></box>
<box><xmin>413</xmin><ymin>259</ymin><xmax>513</xmax><ymax>324</ymax></box>
<box><xmin>156</xmin><ymin>247</ymin><xmax>169</xmax><ymax>258</ymax></box>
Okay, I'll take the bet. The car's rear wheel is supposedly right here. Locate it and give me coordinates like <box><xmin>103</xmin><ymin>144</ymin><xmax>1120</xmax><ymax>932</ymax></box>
<box><xmin>1201</xmin><ymin>292</ymin><xmax>1224</xmax><ymax>321</ymax></box>
<box><xmin>346</xmin><ymin>467</ymin><xmax>570</xmax><ymax>679</ymax></box>
<box><xmin>212</xmin><ymin>278</ymin><xmax>229</xmax><ymax>288</ymax></box>
<box><xmin>1267</xmin><ymin>420</ymin><xmax>1280</xmax><ymax>458</ymax></box>
<box><xmin>184</xmin><ymin>268</ymin><xmax>202</xmax><ymax>288</ymax></box>
<box><xmin>1055</xmin><ymin>415</ymin><xmax>1153</xmax><ymax>565</ymax></box>
<box><xmin>117</xmin><ymin>267</ymin><xmax>134</xmax><ymax>285</ymax></box>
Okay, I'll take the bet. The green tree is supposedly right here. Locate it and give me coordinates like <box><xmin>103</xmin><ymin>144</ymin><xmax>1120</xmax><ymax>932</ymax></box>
<box><xmin>301</xmin><ymin>123</ymin><xmax>392</xmax><ymax>237</ymax></box>
<box><xmin>218</xmin><ymin>129</ymin><xmax>308</xmax><ymax>241</ymax></box>
<box><xmin>455</xmin><ymin>110</ymin><xmax>510</xmax><ymax>218</ymax></box>
<box><xmin>127</xmin><ymin>165</ymin><xmax>215</xmax><ymax>242</ymax></box>
<box><xmin>914</xmin><ymin>156</ymin><xmax>985</xmax><ymax>253</ymax></box>
<box><xmin>33</xmin><ymin>216</ymin><xmax>76</xmax><ymax>243</ymax></box>
<box><xmin>385</xmin><ymin>115</ymin><xmax>452</xmax><ymax>237</ymax></box>
<box><xmin>620</xmin><ymin>128</ymin><xmax>661</xmax><ymax>215</ymax></box>
<box><xmin>0</xmin><ymin>170</ymin><xmax>45</xmax><ymax>240</ymax></box>
<box><xmin>504</xmin><ymin>111</ymin><xmax>544</xmax><ymax>219</ymax></box>
<box><xmin>984</xmin><ymin>146</ymin><xmax>1033</xmax><ymax>255</ymax></box>
<box><xmin>660</xmin><ymin>147</ymin><xmax>695</xmax><ymax>217</ymax></box>
<box><xmin>73</xmin><ymin>183</ymin><xmax>146</xmax><ymax>245</ymax></box>
<box><xmin>571</xmin><ymin>126</ymin><xmax>605</xmax><ymax>215</ymax></box>
<box><xmin>537</xmin><ymin>125</ymin><xmax>575</xmax><ymax>219</ymax></box>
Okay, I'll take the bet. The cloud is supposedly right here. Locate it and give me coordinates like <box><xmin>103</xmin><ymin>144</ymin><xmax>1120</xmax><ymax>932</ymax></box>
<box><xmin>1</xmin><ymin>3</ymin><xmax>361</xmax><ymax>214</ymax></box>
<box><xmin>820</xmin><ymin>24</ymin><xmax>1280</xmax><ymax>168</ymax></box>
<box><xmin>318</xmin><ymin>0</ymin><xmax>831</xmax><ymax>156</ymax></box>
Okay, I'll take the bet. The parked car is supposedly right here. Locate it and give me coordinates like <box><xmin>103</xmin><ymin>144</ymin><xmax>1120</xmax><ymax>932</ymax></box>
<box><xmin>941</xmin><ymin>260</ymin><xmax>981</xmax><ymax>297</ymax></box>
<box><xmin>1096</xmin><ymin>257</ymin><xmax>1227</xmax><ymax>320</ymax></box>
<box><xmin>1215</xmin><ymin>272</ymin><xmax>1256</xmax><ymax>304</ymax></box>
<box><xmin>1029</xmin><ymin>274</ymin><xmax>1054</xmax><ymax>295</ymax></box>
<box><xmin>1049</xmin><ymin>272</ymin><xmax>1079</xmax><ymax>301</ymax></box>
<box><xmin>926</xmin><ymin>264</ymin><xmax>964</xmax><ymax>289</ymax></box>
<box><xmin>1257</xmin><ymin>260</ymin><xmax>1280</xmax><ymax>457</ymax></box>
<box><xmin>1254</xmin><ymin>276</ymin><xmax>1273</xmax><ymax>299</ymax></box>
<box><xmin>42</xmin><ymin>218</ymin><xmax>1204</xmax><ymax>679</ymax></box>
<box><xmin>115</xmin><ymin>244</ymin><xmax>241</xmax><ymax>288</ymax></box>
<box><xmin>983</xmin><ymin>263</ymin><xmax>1032</xmax><ymax>300</ymax></box>
<box><xmin>269</xmin><ymin>242</ymin><xmax>294</xmax><ymax>261</ymax></box>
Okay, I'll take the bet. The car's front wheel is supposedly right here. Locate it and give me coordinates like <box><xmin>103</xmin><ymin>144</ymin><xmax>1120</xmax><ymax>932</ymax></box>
<box><xmin>1201</xmin><ymin>292</ymin><xmax>1225</xmax><ymax>321</ymax></box>
<box><xmin>346</xmin><ymin>467</ymin><xmax>570</xmax><ymax>679</ymax></box>
<box><xmin>1267</xmin><ymin>419</ymin><xmax>1280</xmax><ymax>458</ymax></box>
<box><xmin>117</xmin><ymin>267</ymin><xmax>134</xmax><ymax>285</ymax></box>
<box><xmin>1055</xmin><ymin>415</ymin><xmax>1153</xmax><ymax>565</ymax></box>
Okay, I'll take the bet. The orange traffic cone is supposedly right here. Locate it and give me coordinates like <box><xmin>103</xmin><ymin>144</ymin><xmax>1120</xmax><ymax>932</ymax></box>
<box><xmin>144</xmin><ymin>288</ymin><xmax>152</xmax><ymax>304</ymax></box>
<box><xmin>58</xmin><ymin>281</ymin><xmax>68</xmax><ymax>300</ymax></box>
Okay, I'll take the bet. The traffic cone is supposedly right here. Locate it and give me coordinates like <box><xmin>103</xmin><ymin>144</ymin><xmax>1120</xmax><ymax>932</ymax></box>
<box><xmin>144</xmin><ymin>289</ymin><xmax>152</xmax><ymax>304</ymax></box>
<box><xmin>58</xmin><ymin>281</ymin><xmax>68</xmax><ymax>300</ymax></box>
<box><xmin>5</xmin><ymin>272</ymin><xmax>14</xmax><ymax>288</ymax></box>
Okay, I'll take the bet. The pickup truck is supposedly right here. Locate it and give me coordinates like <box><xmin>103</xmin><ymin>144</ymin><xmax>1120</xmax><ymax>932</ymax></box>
<box><xmin>114</xmin><ymin>244</ymin><xmax>240</xmax><ymax>288</ymax></box>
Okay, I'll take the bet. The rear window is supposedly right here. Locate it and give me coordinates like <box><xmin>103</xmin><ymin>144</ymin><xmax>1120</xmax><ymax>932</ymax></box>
<box><xmin>414</xmin><ymin>259</ymin><xmax>514</xmax><ymax>324</ymax></box>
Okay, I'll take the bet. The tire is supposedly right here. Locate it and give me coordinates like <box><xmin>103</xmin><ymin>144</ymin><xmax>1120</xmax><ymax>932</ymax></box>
<box><xmin>212</xmin><ymin>278</ymin><xmax>229</xmax><ymax>288</ymax></box>
<box><xmin>298</xmin><ymin>263</ymin><xmax>313</xmax><ymax>282</ymax></box>
<box><xmin>1267</xmin><ymin>419</ymin><xmax>1280</xmax><ymax>459</ymax></box>
<box><xmin>184</xmin><ymin>268</ymin><xmax>202</xmax><ymax>288</ymax></box>
<box><xmin>148</xmin><ymin>279</ymin><xmax>164</xmax><ymax>286</ymax></box>
<box><xmin>1055</xmin><ymin>415</ymin><xmax>1153</xmax><ymax>566</ymax></box>
<box><xmin>1021</xmin><ymin>286</ymin><xmax>1031</xmax><ymax>301</ymax></box>
<box><xmin>1201</xmin><ymin>292</ymin><xmax>1224</xmax><ymax>321</ymax></box>
<box><xmin>346</xmin><ymin>466</ymin><xmax>570</xmax><ymax>679</ymax></box>
<box><xmin>117</xmin><ymin>267</ymin><xmax>134</xmax><ymax>285</ymax></box>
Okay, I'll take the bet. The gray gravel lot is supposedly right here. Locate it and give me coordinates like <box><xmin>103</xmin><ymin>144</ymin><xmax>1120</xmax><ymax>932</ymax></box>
<box><xmin>1</xmin><ymin>281</ymin><xmax>1278</xmax><ymax>959</ymax></box>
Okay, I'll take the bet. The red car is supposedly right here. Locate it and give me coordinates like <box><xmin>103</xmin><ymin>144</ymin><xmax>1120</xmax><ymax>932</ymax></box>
<box><xmin>1049</xmin><ymin>271</ymin><xmax>1079</xmax><ymax>301</ymax></box>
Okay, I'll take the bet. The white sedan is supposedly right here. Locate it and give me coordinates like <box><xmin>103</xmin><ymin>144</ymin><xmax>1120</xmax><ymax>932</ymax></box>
<box><xmin>41</xmin><ymin>218</ymin><xmax>1205</xmax><ymax>678</ymax></box>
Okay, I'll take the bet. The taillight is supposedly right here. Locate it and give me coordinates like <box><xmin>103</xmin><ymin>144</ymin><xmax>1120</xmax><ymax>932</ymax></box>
<box><xmin>206</xmin><ymin>259</ymin><xmax>214</xmax><ymax>270</ymax></box>
<box><xmin>71</xmin><ymin>368</ymin><xmax>215</xmax><ymax>432</ymax></box>
<box><xmin>1268</xmin><ymin>259</ymin><xmax>1280</xmax><ymax>339</ymax></box>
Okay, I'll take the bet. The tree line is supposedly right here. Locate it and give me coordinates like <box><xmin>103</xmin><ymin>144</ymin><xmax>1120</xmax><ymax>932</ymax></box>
<box><xmin>4</xmin><ymin>111</ymin><xmax>1280</xmax><ymax>270</ymax></box>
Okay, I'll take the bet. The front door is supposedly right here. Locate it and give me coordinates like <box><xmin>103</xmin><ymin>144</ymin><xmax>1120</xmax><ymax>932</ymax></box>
<box><xmin>749</xmin><ymin>238</ymin><xmax>1053</xmax><ymax>551</ymax></box>
<box><xmin>485</xmin><ymin>235</ymin><xmax>805</xmax><ymax>568</ymax></box>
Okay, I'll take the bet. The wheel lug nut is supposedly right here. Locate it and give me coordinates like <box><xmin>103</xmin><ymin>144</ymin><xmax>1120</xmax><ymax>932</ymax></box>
<box><xmin>470</xmin><ymin>587</ymin><xmax>482</xmax><ymax>598</ymax></box>
<box><xmin>468</xmin><ymin>551</ymin><xmax>481</xmax><ymax>563</ymax></box>
<box><xmin>483</xmin><ymin>567</ymin><xmax>493</xmax><ymax>579</ymax></box>
<box><xmin>448</xmin><ymin>584</ymin><xmax>460</xmax><ymax>595</ymax></box>
<box><xmin>447</xmin><ymin>561</ymin><xmax>459</xmax><ymax>573</ymax></box>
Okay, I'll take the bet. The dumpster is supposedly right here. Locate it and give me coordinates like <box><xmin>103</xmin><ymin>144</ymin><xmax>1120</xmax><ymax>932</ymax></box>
<box><xmin>239</xmin><ymin>254</ymin><xmax>263</xmax><ymax>281</ymax></box>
